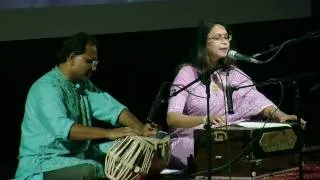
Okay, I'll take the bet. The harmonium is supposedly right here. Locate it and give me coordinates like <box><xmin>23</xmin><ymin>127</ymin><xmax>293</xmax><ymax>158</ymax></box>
<box><xmin>191</xmin><ymin>121</ymin><xmax>303</xmax><ymax>179</ymax></box>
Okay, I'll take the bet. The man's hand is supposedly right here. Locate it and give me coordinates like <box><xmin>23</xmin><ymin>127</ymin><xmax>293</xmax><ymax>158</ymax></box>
<box><xmin>141</xmin><ymin>123</ymin><xmax>158</xmax><ymax>137</ymax></box>
<box><xmin>69</xmin><ymin>124</ymin><xmax>138</xmax><ymax>140</ymax></box>
<box><xmin>107</xmin><ymin>127</ymin><xmax>138</xmax><ymax>140</ymax></box>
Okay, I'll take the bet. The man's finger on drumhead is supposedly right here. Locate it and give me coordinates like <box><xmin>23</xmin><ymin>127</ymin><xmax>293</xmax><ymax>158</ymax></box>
<box><xmin>126</xmin><ymin>127</ymin><xmax>139</xmax><ymax>134</ymax></box>
<box><xmin>144</xmin><ymin>123</ymin><xmax>157</xmax><ymax>130</ymax></box>
<box><xmin>121</xmin><ymin>128</ymin><xmax>138</xmax><ymax>135</ymax></box>
<box><xmin>149</xmin><ymin>122</ymin><xmax>159</xmax><ymax>129</ymax></box>
<box><xmin>123</xmin><ymin>127</ymin><xmax>135</xmax><ymax>131</ymax></box>
<box><xmin>145</xmin><ymin>124</ymin><xmax>158</xmax><ymax>132</ymax></box>
<box><xmin>120</xmin><ymin>127</ymin><xmax>137</xmax><ymax>135</ymax></box>
<box><xmin>126</xmin><ymin>132</ymin><xmax>138</xmax><ymax>136</ymax></box>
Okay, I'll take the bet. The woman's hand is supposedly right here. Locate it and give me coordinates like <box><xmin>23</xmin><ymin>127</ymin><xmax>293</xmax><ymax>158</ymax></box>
<box><xmin>208</xmin><ymin>115</ymin><xmax>225</xmax><ymax>126</ymax></box>
<box><xmin>277</xmin><ymin>114</ymin><xmax>297</xmax><ymax>122</ymax></box>
<box><xmin>274</xmin><ymin>111</ymin><xmax>307</xmax><ymax>130</ymax></box>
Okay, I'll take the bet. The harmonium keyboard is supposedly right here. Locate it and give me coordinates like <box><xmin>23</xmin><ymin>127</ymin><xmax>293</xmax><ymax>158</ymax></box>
<box><xmin>191</xmin><ymin>121</ymin><xmax>303</xmax><ymax>179</ymax></box>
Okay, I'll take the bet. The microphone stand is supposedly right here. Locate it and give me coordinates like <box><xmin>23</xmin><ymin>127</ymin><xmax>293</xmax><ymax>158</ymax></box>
<box><xmin>226</xmin><ymin>69</ymin><xmax>234</xmax><ymax>114</ymax></box>
<box><xmin>293</xmin><ymin>81</ymin><xmax>304</xmax><ymax>180</ymax></box>
<box><xmin>202</xmin><ymin>67</ymin><xmax>213</xmax><ymax>180</ymax></box>
<box><xmin>252</xmin><ymin>31</ymin><xmax>320</xmax><ymax>58</ymax></box>
<box><xmin>169</xmin><ymin>65</ymin><xmax>223</xmax><ymax>180</ymax></box>
<box><xmin>146</xmin><ymin>83</ymin><xmax>166</xmax><ymax>126</ymax></box>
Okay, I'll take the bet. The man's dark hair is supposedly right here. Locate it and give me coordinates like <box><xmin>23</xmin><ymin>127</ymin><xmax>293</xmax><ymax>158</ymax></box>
<box><xmin>56</xmin><ymin>32</ymin><xmax>99</xmax><ymax>64</ymax></box>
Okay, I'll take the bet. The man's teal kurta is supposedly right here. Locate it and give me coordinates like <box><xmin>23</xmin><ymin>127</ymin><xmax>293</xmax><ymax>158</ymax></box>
<box><xmin>15</xmin><ymin>67</ymin><xmax>126</xmax><ymax>179</ymax></box>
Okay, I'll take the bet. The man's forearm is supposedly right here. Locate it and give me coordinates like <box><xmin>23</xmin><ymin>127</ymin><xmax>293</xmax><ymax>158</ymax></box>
<box><xmin>118</xmin><ymin>109</ymin><xmax>144</xmax><ymax>132</ymax></box>
<box><xmin>68</xmin><ymin>123</ymin><xmax>110</xmax><ymax>140</ymax></box>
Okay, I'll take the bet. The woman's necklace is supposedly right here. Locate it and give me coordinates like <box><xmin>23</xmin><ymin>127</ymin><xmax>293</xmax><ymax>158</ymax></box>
<box><xmin>210</xmin><ymin>81</ymin><xmax>220</xmax><ymax>92</ymax></box>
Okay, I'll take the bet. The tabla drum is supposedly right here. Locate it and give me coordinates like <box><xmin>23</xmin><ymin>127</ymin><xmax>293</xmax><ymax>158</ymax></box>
<box><xmin>105</xmin><ymin>131</ymin><xmax>170</xmax><ymax>180</ymax></box>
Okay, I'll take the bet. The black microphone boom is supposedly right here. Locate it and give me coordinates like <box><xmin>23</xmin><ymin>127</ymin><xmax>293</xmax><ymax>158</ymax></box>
<box><xmin>228</xmin><ymin>50</ymin><xmax>263</xmax><ymax>64</ymax></box>
<box><xmin>146</xmin><ymin>83</ymin><xmax>165</xmax><ymax>124</ymax></box>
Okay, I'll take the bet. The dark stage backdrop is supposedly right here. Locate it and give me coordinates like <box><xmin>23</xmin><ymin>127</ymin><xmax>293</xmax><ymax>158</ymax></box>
<box><xmin>1</xmin><ymin>17</ymin><xmax>319</xmax><ymax>179</ymax></box>
<box><xmin>0</xmin><ymin>0</ymin><xmax>311</xmax><ymax>41</ymax></box>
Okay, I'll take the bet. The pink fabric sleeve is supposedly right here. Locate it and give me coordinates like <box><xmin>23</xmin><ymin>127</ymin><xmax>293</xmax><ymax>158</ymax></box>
<box><xmin>231</xmin><ymin>68</ymin><xmax>276</xmax><ymax>118</ymax></box>
<box><xmin>167</xmin><ymin>65</ymin><xmax>197</xmax><ymax>113</ymax></box>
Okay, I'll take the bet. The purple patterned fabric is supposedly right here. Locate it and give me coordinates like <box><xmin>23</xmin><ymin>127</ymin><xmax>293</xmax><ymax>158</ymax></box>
<box><xmin>167</xmin><ymin>65</ymin><xmax>275</xmax><ymax>168</ymax></box>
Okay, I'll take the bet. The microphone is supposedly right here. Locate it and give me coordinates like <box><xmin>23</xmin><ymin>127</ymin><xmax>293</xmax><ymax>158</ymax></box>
<box><xmin>226</xmin><ymin>71</ymin><xmax>234</xmax><ymax>114</ymax></box>
<box><xmin>228</xmin><ymin>50</ymin><xmax>263</xmax><ymax>64</ymax></box>
<box><xmin>146</xmin><ymin>83</ymin><xmax>165</xmax><ymax>125</ymax></box>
